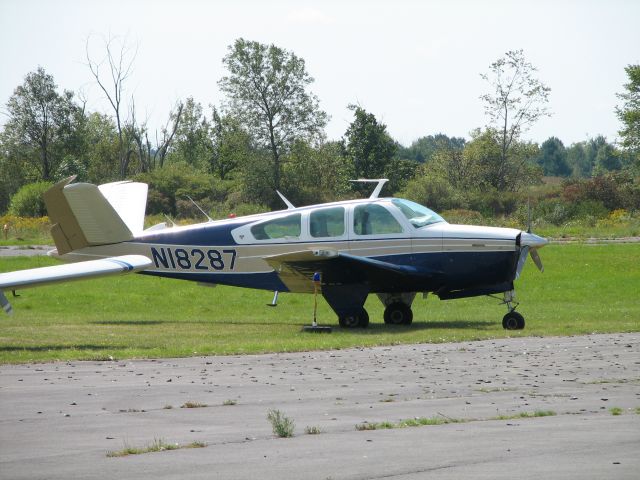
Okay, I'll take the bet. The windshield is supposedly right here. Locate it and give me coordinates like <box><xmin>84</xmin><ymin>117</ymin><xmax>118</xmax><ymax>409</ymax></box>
<box><xmin>391</xmin><ymin>199</ymin><xmax>446</xmax><ymax>228</ymax></box>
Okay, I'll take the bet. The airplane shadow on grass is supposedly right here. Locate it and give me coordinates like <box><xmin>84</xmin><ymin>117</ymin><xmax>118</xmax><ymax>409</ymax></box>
<box><xmin>88</xmin><ymin>319</ymin><xmax>497</xmax><ymax>330</ymax></box>
<box><xmin>92</xmin><ymin>320</ymin><xmax>164</xmax><ymax>326</ymax></box>
<box><xmin>0</xmin><ymin>344</ymin><xmax>128</xmax><ymax>352</ymax></box>
<box><xmin>355</xmin><ymin>320</ymin><xmax>496</xmax><ymax>334</ymax></box>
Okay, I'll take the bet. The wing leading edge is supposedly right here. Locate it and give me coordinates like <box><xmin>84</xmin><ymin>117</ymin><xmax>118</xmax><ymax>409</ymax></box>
<box><xmin>0</xmin><ymin>255</ymin><xmax>152</xmax><ymax>315</ymax></box>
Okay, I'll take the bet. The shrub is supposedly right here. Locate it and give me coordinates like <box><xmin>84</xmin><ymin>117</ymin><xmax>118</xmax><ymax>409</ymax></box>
<box><xmin>440</xmin><ymin>209</ymin><xmax>484</xmax><ymax>224</ymax></box>
<box><xmin>8</xmin><ymin>182</ymin><xmax>53</xmax><ymax>217</ymax></box>
<box><xmin>267</xmin><ymin>409</ymin><xmax>294</xmax><ymax>438</ymax></box>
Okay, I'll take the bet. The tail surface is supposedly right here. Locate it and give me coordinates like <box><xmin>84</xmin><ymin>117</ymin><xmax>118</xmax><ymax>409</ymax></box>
<box><xmin>44</xmin><ymin>177</ymin><xmax>136</xmax><ymax>254</ymax></box>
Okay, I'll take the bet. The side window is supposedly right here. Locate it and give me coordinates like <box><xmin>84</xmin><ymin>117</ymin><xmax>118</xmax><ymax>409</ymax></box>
<box><xmin>251</xmin><ymin>214</ymin><xmax>301</xmax><ymax>240</ymax></box>
<box><xmin>310</xmin><ymin>207</ymin><xmax>345</xmax><ymax>238</ymax></box>
<box><xmin>353</xmin><ymin>204</ymin><xmax>403</xmax><ymax>235</ymax></box>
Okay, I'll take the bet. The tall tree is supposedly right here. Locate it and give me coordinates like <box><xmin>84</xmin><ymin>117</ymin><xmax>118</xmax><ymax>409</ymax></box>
<box><xmin>480</xmin><ymin>49</ymin><xmax>551</xmax><ymax>190</ymax></box>
<box><xmin>3</xmin><ymin>67</ymin><xmax>78</xmax><ymax>181</ymax></box>
<box><xmin>86</xmin><ymin>35</ymin><xmax>136</xmax><ymax>179</ymax></box>
<box><xmin>616</xmin><ymin>64</ymin><xmax>640</xmax><ymax>157</ymax></box>
<box><xmin>536</xmin><ymin>137</ymin><xmax>571</xmax><ymax>176</ymax></box>
<box><xmin>210</xmin><ymin>108</ymin><xmax>252</xmax><ymax>181</ymax></box>
<box><xmin>396</xmin><ymin>134</ymin><xmax>465</xmax><ymax>163</ymax></box>
<box><xmin>343</xmin><ymin>105</ymin><xmax>396</xmax><ymax>180</ymax></box>
<box><xmin>219</xmin><ymin>38</ymin><xmax>328</xmax><ymax>207</ymax></box>
<box><xmin>169</xmin><ymin>97</ymin><xmax>211</xmax><ymax>169</ymax></box>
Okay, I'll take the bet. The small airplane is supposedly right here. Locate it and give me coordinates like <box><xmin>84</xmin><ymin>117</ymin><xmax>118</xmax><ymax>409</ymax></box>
<box><xmin>0</xmin><ymin>177</ymin><xmax>547</xmax><ymax>329</ymax></box>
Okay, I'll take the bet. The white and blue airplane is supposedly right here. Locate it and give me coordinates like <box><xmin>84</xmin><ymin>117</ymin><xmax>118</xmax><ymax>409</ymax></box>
<box><xmin>0</xmin><ymin>177</ymin><xmax>547</xmax><ymax>329</ymax></box>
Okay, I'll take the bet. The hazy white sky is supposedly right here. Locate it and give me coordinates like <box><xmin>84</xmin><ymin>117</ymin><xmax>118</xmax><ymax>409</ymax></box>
<box><xmin>1</xmin><ymin>0</ymin><xmax>639</xmax><ymax>147</ymax></box>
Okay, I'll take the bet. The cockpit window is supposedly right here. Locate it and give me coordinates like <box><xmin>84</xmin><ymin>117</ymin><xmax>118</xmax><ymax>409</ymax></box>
<box><xmin>353</xmin><ymin>204</ymin><xmax>403</xmax><ymax>235</ymax></box>
<box><xmin>251</xmin><ymin>213</ymin><xmax>301</xmax><ymax>240</ymax></box>
<box><xmin>310</xmin><ymin>207</ymin><xmax>345</xmax><ymax>238</ymax></box>
<box><xmin>391</xmin><ymin>199</ymin><xmax>446</xmax><ymax>228</ymax></box>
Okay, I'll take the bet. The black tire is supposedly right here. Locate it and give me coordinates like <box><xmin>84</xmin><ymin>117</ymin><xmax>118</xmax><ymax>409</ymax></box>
<box><xmin>502</xmin><ymin>311</ymin><xmax>525</xmax><ymax>330</ymax></box>
<box><xmin>339</xmin><ymin>308</ymin><xmax>369</xmax><ymax>329</ymax></box>
<box><xmin>384</xmin><ymin>302</ymin><xmax>413</xmax><ymax>325</ymax></box>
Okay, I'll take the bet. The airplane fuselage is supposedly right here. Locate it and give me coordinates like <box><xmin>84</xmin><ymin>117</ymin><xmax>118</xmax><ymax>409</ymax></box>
<box><xmin>53</xmin><ymin>197</ymin><xmax>529</xmax><ymax>298</ymax></box>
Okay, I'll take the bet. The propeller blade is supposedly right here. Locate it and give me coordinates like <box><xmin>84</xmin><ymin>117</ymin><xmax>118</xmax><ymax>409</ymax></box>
<box><xmin>530</xmin><ymin>248</ymin><xmax>544</xmax><ymax>272</ymax></box>
<box><xmin>515</xmin><ymin>246</ymin><xmax>529</xmax><ymax>280</ymax></box>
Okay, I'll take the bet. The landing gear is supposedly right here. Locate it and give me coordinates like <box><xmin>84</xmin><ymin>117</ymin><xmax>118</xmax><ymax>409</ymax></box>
<box><xmin>500</xmin><ymin>290</ymin><xmax>525</xmax><ymax>330</ymax></box>
<box><xmin>502</xmin><ymin>310</ymin><xmax>525</xmax><ymax>330</ymax></box>
<box><xmin>378</xmin><ymin>292</ymin><xmax>416</xmax><ymax>326</ymax></box>
<box><xmin>339</xmin><ymin>308</ymin><xmax>369</xmax><ymax>328</ymax></box>
<box><xmin>383</xmin><ymin>302</ymin><xmax>413</xmax><ymax>325</ymax></box>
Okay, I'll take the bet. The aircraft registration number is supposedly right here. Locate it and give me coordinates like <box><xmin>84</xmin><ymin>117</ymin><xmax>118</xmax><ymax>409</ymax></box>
<box><xmin>150</xmin><ymin>247</ymin><xmax>237</xmax><ymax>271</ymax></box>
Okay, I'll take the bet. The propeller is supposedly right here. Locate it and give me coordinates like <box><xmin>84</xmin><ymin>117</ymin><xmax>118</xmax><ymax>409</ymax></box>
<box><xmin>515</xmin><ymin>199</ymin><xmax>548</xmax><ymax>278</ymax></box>
<box><xmin>516</xmin><ymin>231</ymin><xmax>547</xmax><ymax>278</ymax></box>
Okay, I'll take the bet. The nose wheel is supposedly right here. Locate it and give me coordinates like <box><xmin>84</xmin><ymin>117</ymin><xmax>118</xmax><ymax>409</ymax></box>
<box><xmin>500</xmin><ymin>290</ymin><xmax>525</xmax><ymax>330</ymax></box>
<box><xmin>502</xmin><ymin>310</ymin><xmax>525</xmax><ymax>330</ymax></box>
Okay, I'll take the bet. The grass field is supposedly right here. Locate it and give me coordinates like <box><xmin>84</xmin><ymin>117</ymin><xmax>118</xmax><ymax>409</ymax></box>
<box><xmin>0</xmin><ymin>243</ymin><xmax>639</xmax><ymax>364</ymax></box>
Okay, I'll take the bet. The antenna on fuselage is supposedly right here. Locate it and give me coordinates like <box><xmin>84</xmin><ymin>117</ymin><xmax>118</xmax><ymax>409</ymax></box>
<box><xmin>349</xmin><ymin>179</ymin><xmax>389</xmax><ymax>199</ymax></box>
<box><xmin>186</xmin><ymin>195</ymin><xmax>213</xmax><ymax>222</ymax></box>
<box><xmin>276</xmin><ymin>190</ymin><xmax>295</xmax><ymax>210</ymax></box>
<box><xmin>163</xmin><ymin>214</ymin><xmax>176</xmax><ymax>228</ymax></box>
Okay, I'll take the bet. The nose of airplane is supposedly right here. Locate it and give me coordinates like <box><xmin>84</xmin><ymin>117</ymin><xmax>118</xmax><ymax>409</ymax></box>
<box><xmin>519</xmin><ymin>231</ymin><xmax>548</xmax><ymax>249</ymax></box>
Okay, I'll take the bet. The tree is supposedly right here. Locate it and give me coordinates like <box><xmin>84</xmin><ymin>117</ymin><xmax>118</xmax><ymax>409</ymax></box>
<box><xmin>3</xmin><ymin>67</ymin><xmax>78</xmax><ymax>181</ymax></box>
<box><xmin>210</xmin><ymin>108</ymin><xmax>253</xmax><ymax>181</ymax></box>
<box><xmin>82</xmin><ymin>112</ymin><xmax>120</xmax><ymax>183</ymax></box>
<box><xmin>396</xmin><ymin>134</ymin><xmax>465</xmax><ymax>163</ymax></box>
<box><xmin>169</xmin><ymin>97</ymin><xmax>211</xmax><ymax>169</ymax></box>
<box><xmin>219</xmin><ymin>38</ymin><xmax>328</xmax><ymax>207</ymax></box>
<box><xmin>616</xmin><ymin>64</ymin><xmax>640</xmax><ymax>157</ymax></box>
<box><xmin>129</xmin><ymin>99</ymin><xmax>184</xmax><ymax>172</ymax></box>
<box><xmin>480</xmin><ymin>49</ymin><xmax>551</xmax><ymax>190</ymax></box>
<box><xmin>535</xmin><ymin>137</ymin><xmax>571</xmax><ymax>176</ymax></box>
<box><xmin>593</xmin><ymin>141</ymin><xmax>621</xmax><ymax>174</ymax></box>
<box><xmin>283</xmin><ymin>140</ymin><xmax>351</xmax><ymax>205</ymax></box>
<box><xmin>566</xmin><ymin>142</ymin><xmax>592</xmax><ymax>177</ymax></box>
<box><xmin>343</xmin><ymin>105</ymin><xmax>396</xmax><ymax>181</ymax></box>
<box><xmin>86</xmin><ymin>35</ymin><xmax>137</xmax><ymax>179</ymax></box>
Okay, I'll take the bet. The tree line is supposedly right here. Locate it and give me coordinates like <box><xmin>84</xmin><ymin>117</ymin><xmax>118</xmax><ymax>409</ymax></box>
<box><xmin>1</xmin><ymin>38</ymin><xmax>638</xmax><ymax>219</ymax></box>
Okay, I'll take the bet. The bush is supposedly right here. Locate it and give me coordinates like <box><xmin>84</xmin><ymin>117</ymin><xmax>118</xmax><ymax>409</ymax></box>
<box><xmin>8</xmin><ymin>182</ymin><xmax>53</xmax><ymax>217</ymax></box>
<box><xmin>267</xmin><ymin>409</ymin><xmax>294</xmax><ymax>438</ymax></box>
<box><xmin>440</xmin><ymin>209</ymin><xmax>484</xmax><ymax>224</ymax></box>
<box><xmin>135</xmin><ymin>164</ymin><xmax>217</xmax><ymax>216</ymax></box>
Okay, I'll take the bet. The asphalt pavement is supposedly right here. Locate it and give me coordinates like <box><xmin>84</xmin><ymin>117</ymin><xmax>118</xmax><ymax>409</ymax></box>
<box><xmin>1</xmin><ymin>333</ymin><xmax>639</xmax><ymax>479</ymax></box>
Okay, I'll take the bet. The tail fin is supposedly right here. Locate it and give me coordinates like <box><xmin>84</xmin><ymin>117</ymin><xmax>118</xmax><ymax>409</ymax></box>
<box><xmin>98</xmin><ymin>181</ymin><xmax>148</xmax><ymax>236</ymax></box>
<box><xmin>44</xmin><ymin>177</ymin><xmax>134</xmax><ymax>255</ymax></box>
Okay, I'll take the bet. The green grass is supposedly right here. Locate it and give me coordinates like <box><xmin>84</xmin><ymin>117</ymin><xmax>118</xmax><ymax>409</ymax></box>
<box><xmin>181</xmin><ymin>401</ymin><xmax>207</xmax><ymax>409</ymax></box>
<box><xmin>493</xmin><ymin>410</ymin><xmax>557</xmax><ymax>420</ymax></box>
<box><xmin>355</xmin><ymin>410</ymin><xmax>557</xmax><ymax>431</ymax></box>
<box><xmin>106</xmin><ymin>438</ymin><xmax>205</xmax><ymax>457</ymax></box>
<box><xmin>356</xmin><ymin>416</ymin><xmax>464</xmax><ymax>430</ymax></box>
<box><xmin>0</xmin><ymin>243</ymin><xmax>639</xmax><ymax>363</ymax></box>
<box><xmin>609</xmin><ymin>407</ymin><xmax>623</xmax><ymax>416</ymax></box>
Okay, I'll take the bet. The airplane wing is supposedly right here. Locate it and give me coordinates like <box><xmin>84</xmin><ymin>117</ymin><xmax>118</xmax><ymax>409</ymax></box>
<box><xmin>264</xmin><ymin>249</ymin><xmax>442</xmax><ymax>293</ymax></box>
<box><xmin>0</xmin><ymin>255</ymin><xmax>152</xmax><ymax>315</ymax></box>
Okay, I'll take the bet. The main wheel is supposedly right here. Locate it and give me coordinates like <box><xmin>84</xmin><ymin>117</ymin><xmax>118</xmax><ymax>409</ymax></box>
<box><xmin>384</xmin><ymin>302</ymin><xmax>413</xmax><ymax>325</ymax></box>
<box><xmin>339</xmin><ymin>308</ymin><xmax>369</xmax><ymax>329</ymax></box>
<box><xmin>502</xmin><ymin>311</ymin><xmax>525</xmax><ymax>330</ymax></box>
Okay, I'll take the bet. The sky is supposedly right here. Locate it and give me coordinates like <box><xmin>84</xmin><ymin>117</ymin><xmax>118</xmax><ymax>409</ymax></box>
<box><xmin>1</xmin><ymin>0</ymin><xmax>639</xmax><ymax>147</ymax></box>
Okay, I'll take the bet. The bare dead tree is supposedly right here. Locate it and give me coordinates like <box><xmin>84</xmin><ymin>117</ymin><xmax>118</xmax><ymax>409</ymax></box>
<box><xmin>86</xmin><ymin>34</ymin><xmax>138</xmax><ymax>179</ymax></box>
<box><xmin>129</xmin><ymin>99</ymin><xmax>184</xmax><ymax>171</ymax></box>
<box><xmin>155</xmin><ymin>101</ymin><xmax>184</xmax><ymax>169</ymax></box>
